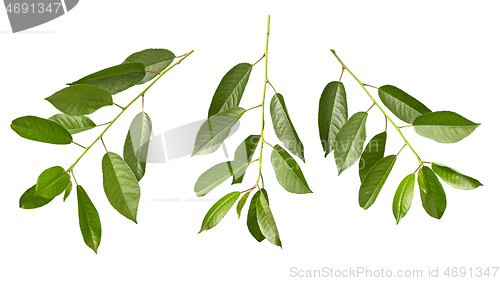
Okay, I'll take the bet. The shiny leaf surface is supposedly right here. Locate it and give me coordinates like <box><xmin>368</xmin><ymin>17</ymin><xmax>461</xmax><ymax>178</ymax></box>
<box><xmin>63</xmin><ymin>181</ymin><xmax>72</xmax><ymax>202</ymax></box>
<box><xmin>256</xmin><ymin>191</ymin><xmax>281</xmax><ymax>247</ymax></box>
<box><xmin>333</xmin><ymin>112</ymin><xmax>368</xmax><ymax>175</ymax></box>
<box><xmin>247</xmin><ymin>189</ymin><xmax>268</xmax><ymax>242</ymax></box>
<box><xmin>270</xmin><ymin>145</ymin><xmax>312</xmax><ymax>194</ymax></box>
<box><xmin>418</xmin><ymin>166</ymin><xmax>447</xmax><ymax>219</ymax></box>
<box><xmin>11</xmin><ymin>116</ymin><xmax>72</xmax><ymax>144</ymax></box>
<box><xmin>318</xmin><ymin>81</ymin><xmax>348</xmax><ymax>157</ymax></box>
<box><xmin>359</xmin><ymin>155</ymin><xmax>397</xmax><ymax>209</ymax></box>
<box><xmin>392</xmin><ymin>174</ymin><xmax>415</xmax><ymax>224</ymax></box>
<box><xmin>359</xmin><ymin>132</ymin><xmax>387</xmax><ymax>182</ymax></box>
<box><xmin>19</xmin><ymin>185</ymin><xmax>53</xmax><ymax>209</ymax></box>
<box><xmin>36</xmin><ymin>166</ymin><xmax>71</xmax><ymax>198</ymax></box>
<box><xmin>49</xmin><ymin>113</ymin><xmax>96</xmax><ymax>134</ymax></box>
<box><xmin>378</xmin><ymin>85</ymin><xmax>431</xmax><ymax>123</ymax></box>
<box><xmin>432</xmin><ymin>163</ymin><xmax>482</xmax><ymax>190</ymax></box>
<box><xmin>77</xmin><ymin>185</ymin><xmax>101</xmax><ymax>254</ymax></box>
<box><xmin>45</xmin><ymin>84</ymin><xmax>113</xmax><ymax>116</ymax></box>
<box><xmin>199</xmin><ymin>191</ymin><xmax>240</xmax><ymax>233</ymax></box>
<box><xmin>413</xmin><ymin>111</ymin><xmax>480</xmax><ymax>143</ymax></box>
<box><xmin>236</xmin><ymin>191</ymin><xmax>251</xmax><ymax>219</ymax></box>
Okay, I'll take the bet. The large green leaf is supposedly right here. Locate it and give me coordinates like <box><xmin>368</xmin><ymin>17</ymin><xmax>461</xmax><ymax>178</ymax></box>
<box><xmin>19</xmin><ymin>185</ymin><xmax>53</xmax><ymax>209</ymax></box>
<box><xmin>232</xmin><ymin>135</ymin><xmax>260</xmax><ymax>184</ymax></box>
<box><xmin>102</xmin><ymin>152</ymin><xmax>141</xmax><ymax>223</ymax></box>
<box><xmin>49</xmin><ymin>113</ymin><xmax>96</xmax><ymax>134</ymax></box>
<box><xmin>359</xmin><ymin>132</ymin><xmax>387</xmax><ymax>182</ymax></box>
<box><xmin>36</xmin><ymin>166</ymin><xmax>71</xmax><ymax>198</ymax></box>
<box><xmin>432</xmin><ymin>163</ymin><xmax>482</xmax><ymax>190</ymax></box>
<box><xmin>256</xmin><ymin>191</ymin><xmax>281</xmax><ymax>247</ymax></box>
<box><xmin>77</xmin><ymin>185</ymin><xmax>101</xmax><ymax>254</ymax></box>
<box><xmin>198</xmin><ymin>191</ymin><xmax>240</xmax><ymax>233</ymax></box>
<box><xmin>418</xmin><ymin>166</ymin><xmax>447</xmax><ymax>219</ymax></box>
<box><xmin>359</xmin><ymin>155</ymin><xmax>397</xmax><ymax>209</ymax></box>
<box><xmin>378</xmin><ymin>85</ymin><xmax>431</xmax><ymax>124</ymax></box>
<box><xmin>123</xmin><ymin>112</ymin><xmax>152</xmax><ymax>181</ymax></box>
<box><xmin>270</xmin><ymin>145</ymin><xmax>312</xmax><ymax>194</ymax></box>
<box><xmin>208</xmin><ymin>63</ymin><xmax>252</xmax><ymax>116</ymax></box>
<box><xmin>194</xmin><ymin>161</ymin><xmax>248</xmax><ymax>197</ymax></box>
<box><xmin>247</xmin><ymin>189</ymin><xmax>268</xmax><ymax>242</ymax></box>
<box><xmin>69</xmin><ymin>63</ymin><xmax>145</xmax><ymax>94</ymax></box>
<box><xmin>123</xmin><ymin>48</ymin><xmax>175</xmax><ymax>84</ymax></box>
<box><xmin>236</xmin><ymin>191</ymin><xmax>251</xmax><ymax>219</ymax></box>
<box><xmin>413</xmin><ymin>111</ymin><xmax>480</xmax><ymax>143</ymax></box>
<box><xmin>45</xmin><ymin>84</ymin><xmax>113</xmax><ymax>116</ymax></box>
<box><xmin>11</xmin><ymin>116</ymin><xmax>72</xmax><ymax>144</ymax></box>
<box><xmin>192</xmin><ymin>107</ymin><xmax>246</xmax><ymax>156</ymax></box>
<box><xmin>392</xmin><ymin>174</ymin><xmax>415</xmax><ymax>224</ymax></box>
<box><xmin>318</xmin><ymin>81</ymin><xmax>348</xmax><ymax>157</ymax></box>
<box><xmin>270</xmin><ymin>93</ymin><xmax>305</xmax><ymax>162</ymax></box>
<box><xmin>333</xmin><ymin>112</ymin><xmax>368</xmax><ymax>175</ymax></box>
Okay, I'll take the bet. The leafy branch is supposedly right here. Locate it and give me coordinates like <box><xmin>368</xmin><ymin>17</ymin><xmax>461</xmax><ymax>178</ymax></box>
<box><xmin>192</xmin><ymin>15</ymin><xmax>311</xmax><ymax>247</ymax></box>
<box><xmin>319</xmin><ymin>50</ymin><xmax>482</xmax><ymax>224</ymax></box>
<box><xmin>12</xmin><ymin>48</ymin><xmax>193</xmax><ymax>253</ymax></box>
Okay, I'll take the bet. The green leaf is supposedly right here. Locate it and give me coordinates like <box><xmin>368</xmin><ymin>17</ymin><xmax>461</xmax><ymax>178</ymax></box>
<box><xmin>192</xmin><ymin>107</ymin><xmax>246</xmax><ymax>156</ymax></box>
<box><xmin>236</xmin><ymin>191</ymin><xmax>251</xmax><ymax>219</ymax></box>
<box><xmin>378</xmin><ymin>85</ymin><xmax>431</xmax><ymax>124</ymax></box>
<box><xmin>247</xmin><ymin>189</ymin><xmax>268</xmax><ymax>242</ymax></box>
<box><xmin>418</xmin><ymin>166</ymin><xmax>447</xmax><ymax>219</ymax></box>
<box><xmin>432</xmin><ymin>163</ymin><xmax>482</xmax><ymax>190</ymax></box>
<box><xmin>48</xmin><ymin>113</ymin><xmax>96</xmax><ymax>134</ymax></box>
<box><xmin>333</xmin><ymin>112</ymin><xmax>368</xmax><ymax>175</ymax></box>
<box><xmin>36</xmin><ymin>166</ymin><xmax>71</xmax><ymax>198</ymax></box>
<box><xmin>413</xmin><ymin>111</ymin><xmax>480</xmax><ymax>143</ymax></box>
<box><xmin>194</xmin><ymin>161</ymin><xmax>248</xmax><ymax>197</ymax></box>
<box><xmin>102</xmin><ymin>152</ymin><xmax>141</xmax><ymax>223</ymax></box>
<box><xmin>256</xmin><ymin>191</ymin><xmax>281</xmax><ymax>247</ymax></box>
<box><xmin>359</xmin><ymin>155</ymin><xmax>397</xmax><ymax>209</ymax></box>
<box><xmin>123</xmin><ymin>48</ymin><xmax>175</xmax><ymax>84</ymax></box>
<box><xmin>392</xmin><ymin>174</ymin><xmax>415</xmax><ymax>224</ymax></box>
<box><xmin>232</xmin><ymin>135</ymin><xmax>260</xmax><ymax>184</ymax></box>
<box><xmin>318</xmin><ymin>81</ymin><xmax>348</xmax><ymax>157</ymax></box>
<box><xmin>270</xmin><ymin>145</ymin><xmax>312</xmax><ymax>194</ymax></box>
<box><xmin>123</xmin><ymin>112</ymin><xmax>152</xmax><ymax>181</ymax></box>
<box><xmin>11</xmin><ymin>116</ymin><xmax>72</xmax><ymax>144</ymax></box>
<box><xmin>19</xmin><ymin>185</ymin><xmax>53</xmax><ymax>209</ymax></box>
<box><xmin>45</xmin><ymin>84</ymin><xmax>113</xmax><ymax>116</ymax></box>
<box><xmin>63</xmin><ymin>181</ymin><xmax>72</xmax><ymax>202</ymax></box>
<box><xmin>77</xmin><ymin>185</ymin><xmax>101</xmax><ymax>254</ymax></box>
<box><xmin>208</xmin><ymin>63</ymin><xmax>252</xmax><ymax>116</ymax></box>
<box><xmin>198</xmin><ymin>191</ymin><xmax>240</xmax><ymax>233</ymax></box>
<box><xmin>359</xmin><ymin>132</ymin><xmax>387</xmax><ymax>182</ymax></box>
<box><xmin>69</xmin><ymin>63</ymin><xmax>145</xmax><ymax>94</ymax></box>
<box><xmin>270</xmin><ymin>93</ymin><xmax>305</xmax><ymax>162</ymax></box>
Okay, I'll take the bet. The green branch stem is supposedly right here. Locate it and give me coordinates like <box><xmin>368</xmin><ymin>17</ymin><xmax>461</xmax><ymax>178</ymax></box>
<box><xmin>67</xmin><ymin>50</ymin><xmax>194</xmax><ymax>172</ymax></box>
<box><xmin>255</xmin><ymin>15</ymin><xmax>271</xmax><ymax>187</ymax></box>
<box><xmin>330</xmin><ymin>49</ymin><xmax>422</xmax><ymax>165</ymax></box>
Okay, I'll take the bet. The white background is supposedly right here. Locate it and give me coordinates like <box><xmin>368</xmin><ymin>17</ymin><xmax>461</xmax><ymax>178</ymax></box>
<box><xmin>1</xmin><ymin>1</ymin><xmax>499</xmax><ymax>280</ymax></box>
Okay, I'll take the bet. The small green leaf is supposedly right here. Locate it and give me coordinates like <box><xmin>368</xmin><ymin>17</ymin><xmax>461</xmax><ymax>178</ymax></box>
<box><xmin>418</xmin><ymin>166</ymin><xmax>447</xmax><ymax>219</ymax></box>
<box><xmin>413</xmin><ymin>111</ymin><xmax>480</xmax><ymax>143</ymax></box>
<box><xmin>63</xmin><ymin>181</ymin><xmax>72</xmax><ymax>202</ymax></box>
<box><xmin>49</xmin><ymin>113</ymin><xmax>96</xmax><ymax>134</ymax></box>
<box><xmin>192</xmin><ymin>107</ymin><xmax>246</xmax><ymax>156</ymax></box>
<box><xmin>270</xmin><ymin>145</ymin><xmax>312</xmax><ymax>194</ymax></box>
<box><xmin>69</xmin><ymin>63</ymin><xmax>145</xmax><ymax>94</ymax></box>
<box><xmin>208</xmin><ymin>63</ymin><xmax>252</xmax><ymax>116</ymax></box>
<box><xmin>123</xmin><ymin>112</ymin><xmax>152</xmax><ymax>181</ymax></box>
<box><xmin>270</xmin><ymin>93</ymin><xmax>305</xmax><ymax>162</ymax></box>
<box><xmin>392</xmin><ymin>174</ymin><xmax>415</xmax><ymax>224</ymax></box>
<box><xmin>359</xmin><ymin>155</ymin><xmax>397</xmax><ymax>209</ymax></box>
<box><xmin>194</xmin><ymin>161</ymin><xmax>248</xmax><ymax>197</ymax></box>
<box><xmin>45</xmin><ymin>84</ymin><xmax>113</xmax><ymax>116</ymax></box>
<box><xmin>318</xmin><ymin>81</ymin><xmax>348</xmax><ymax>157</ymax></box>
<box><xmin>378</xmin><ymin>85</ymin><xmax>431</xmax><ymax>124</ymax></box>
<box><xmin>232</xmin><ymin>135</ymin><xmax>260</xmax><ymax>184</ymax></box>
<box><xmin>333</xmin><ymin>112</ymin><xmax>368</xmax><ymax>175</ymax></box>
<box><xmin>77</xmin><ymin>185</ymin><xmax>102</xmax><ymax>254</ymax></box>
<box><xmin>102</xmin><ymin>152</ymin><xmax>141</xmax><ymax>223</ymax></box>
<box><xmin>256</xmin><ymin>192</ymin><xmax>281</xmax><ymax>247</ymax></box>
<box><xmin>123</xmin><ymin>48</ymin><xmax>175</xmax><ymax>84</ymax></box>
<box><xmin>198</xmin><ymin>191</ymin><xmax>240</xmax><ymax>233</ymax></box>
<box><xmin>431</xmin><ymin>163</ymin><xmax>482</xmax><ymax>190</ymax></box>
<box><xmin>11</xmin><ymin>116</ymin><xmax>72</xmax><ymax>144</ymax></box>
<box><xmin>359</xmin><ymin>132</ymin><xmax>387</xmax><ymax>182</ymax></box>
<box><xmin>247</xmin><ymin>189</ymin><xmax>268</xmax><ymax>242</ymax></box>
<box><xmin>19</xmin><ymin>185</ymin><xmax>53</xmax><ymax>209</ymax></box>
<box><xmin>36</xmin><ymin>166</ymin><xmax>71</xmax><ymax>198</ymax></box>
<box><xmin>236</xmin><ymin>191</ymin><xmax>251</xmax><ymax>219</ymax></box>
